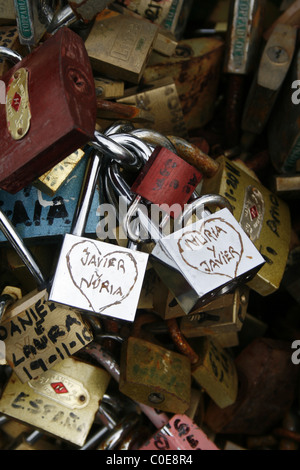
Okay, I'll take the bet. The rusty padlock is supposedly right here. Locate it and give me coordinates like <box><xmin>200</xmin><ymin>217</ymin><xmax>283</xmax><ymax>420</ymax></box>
<box><xmin>0</xmin><ymin>27</ymin><xmax>97</xmax><ymax>193</ymax></box>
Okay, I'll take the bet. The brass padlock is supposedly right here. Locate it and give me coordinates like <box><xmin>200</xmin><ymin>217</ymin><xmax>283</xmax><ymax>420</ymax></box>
<box><xmin>119</xmin><ymin>313</ymin><xmax>191</xmax><ymax>414</ymax></box>
<box><xmin>268</xmin><ymin>44</ymin><xmax>300</xmax><ymax>174</ymax></box>
<box><xmin>0</xmin><ymin>357</ymin><xmax>111</xmax><ymax>447</ymax></box>
<box><xmin>167</xmin><ymin>320</ymin><xmax>238</xmax><ymax>409</ymax></box>
<box><xmin>199</xmin><ymin>148</ymin><xmax>291</xmax><ymax>296</ymax></box>
<box><xmin>85</xmin><ymin>9</ymin><xmax>159</xmax><ymax>84</ymax></box>
<box><xmin>0</xmin><ymin>210</ymin><xmax>93</xmax><ymax>382</ymax></box>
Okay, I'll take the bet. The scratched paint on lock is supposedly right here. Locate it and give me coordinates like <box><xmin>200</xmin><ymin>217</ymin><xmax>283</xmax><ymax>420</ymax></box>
<box><xmin>0</xmin><ymin>152</ymin><xmax>101</xmax><ymax>243</ymax></box>
<box><xmin>49</xmin><ymin>234</ymin><xmax>149</xmax><ymax>322</ymax></box>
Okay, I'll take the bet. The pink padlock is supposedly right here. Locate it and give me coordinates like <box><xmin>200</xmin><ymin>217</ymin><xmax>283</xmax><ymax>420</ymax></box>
<box><xmin>139</xmin><ymin>414</ymin><xmax>219</xmax><ymax>451</ymax></box>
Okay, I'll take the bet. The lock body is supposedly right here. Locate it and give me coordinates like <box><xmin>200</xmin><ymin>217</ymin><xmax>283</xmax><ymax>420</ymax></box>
<box><xmin>119</xmin><ymin>336</ymin><xmax>191</xmax><ymax>414</ymax></box>
<box><xmin>118</xmin><ymin>77</ymin><xmax>188</xmax><ymax>138</ymax></box>
<box><xmin>0</xmin><ymin>1</ymin><xmax>16</xmax><ymax>24</ymax></box>
<box><xmin>13</xmin><ymin>0</ymin><xmax>57</xmax><ymax>45</ymax></box>
<box><xmin>139</xmin><ymin>414</ymin><xmax>219</xmax><ymax>450</ymax></box>
<box><xmin>180</xmin><ymin>286</ymin><xmax>249</xmax><ymax>337</ymax></box>
<box><xmin>49</xmin><ymin>233</ymin><xmax>149</xmax><ymax>322</ymax></box>
<box><xmin>201</xmin><ymin>156</ymin><xmax>291</xmax><ymax>296</ymax></box>
<box><xmin>190</xmin><ymin>337</ymin><xmax>238</xmax><ymax>409</ymax></box>
<box><xmin>68</xmin><ymin>0</ymin><xmax>113</xmax><ymax>22</ymax></box>
<box><xmin>0</xmin><ymin>357</ymin><xmax>111</xmax><ymax>446</ymax></box>
<box><xmin>85</xmin><ymin>9</ymin><xmax>158</xmax><ymax>84</ymax></box>
<box><xmin>131</xmin><ymin>145</ymin><xmax>202</xmax><ymax>218</ymax></box>
<box><xmin>0</xmin><ymin>27</ymin><xmax>97</xmax><ymax>193</ymax></box>
<box><xmin>150</xmin><ymin>207</ymin><xmax>265</xmax><ymax>314</ymax></box>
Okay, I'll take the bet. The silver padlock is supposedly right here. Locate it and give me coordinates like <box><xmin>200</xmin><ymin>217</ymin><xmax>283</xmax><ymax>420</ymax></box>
<box><xmin>47</xmin><ymin>0</ymin><xmax>113</xmax><ymax>35</ymax></box>
<box><xmin>49</xmin><ymin>133</ymin><xmax>149</xmax><ymax>323</ymax></box>
<box><xmin>14</xmin><ymin>0</ymin><xmax>58</xmax><ymax>46</ymax></box>
<box><xmin>124</xmin><ymin>194</ymin><xmax>265</xmax><ymax>315</ymax></box>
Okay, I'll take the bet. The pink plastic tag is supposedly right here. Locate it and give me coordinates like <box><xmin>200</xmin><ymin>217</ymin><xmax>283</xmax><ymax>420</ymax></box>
<box><xmin>139</xmin><ymin>414</ymin><xmax>219</xmax><ymax>450</ymax></box>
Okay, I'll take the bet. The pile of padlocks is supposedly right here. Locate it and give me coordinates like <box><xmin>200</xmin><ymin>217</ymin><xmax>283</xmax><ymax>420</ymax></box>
<box><xmin>0</xmin><ymin>0</ymin><xmax>299</xmax><ymax>451</ymax></box>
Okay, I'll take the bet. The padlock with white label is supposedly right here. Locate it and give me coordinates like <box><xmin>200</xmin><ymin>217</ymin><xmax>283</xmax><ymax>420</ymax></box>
<box><xmin>0</xmin><ymin>209</ymin><xmax>93</xmax><ymax>382</ymax></box>
<box><xmin>49</xmin><ymin>144</ymin><xmax>149</xmax><ymax>323</ymax></box>
<box><xmin>0</xmin><ymin>27</ymin><xmax>97</xmax><ymax>193</ymax></box>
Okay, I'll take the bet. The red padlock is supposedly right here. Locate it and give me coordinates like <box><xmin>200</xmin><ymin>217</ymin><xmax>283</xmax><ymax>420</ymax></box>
<box><xmin>0</xmin><ymin>27</ymin><xmax>97</xmax><ymax>193</ymax></box>
<box><xmin>130</xmin><ymin>146</ymin><xmax>202</xmax><ymax>218</ymax></box>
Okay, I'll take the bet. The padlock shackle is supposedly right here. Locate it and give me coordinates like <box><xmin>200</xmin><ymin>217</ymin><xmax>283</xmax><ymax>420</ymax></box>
<box><xmin>168</xmin><ymin>135</ymin><xmax>220</xmax><ymax>177</ymax></box>
<box><xmin>177</xmin><ymin>194</ymin><xmax>233</xmax><ymax>227</ymax></box>
<box><xmin>166</xmin><ymin>318</ymin><xmax>199</xmax><ymax>365</ymax></box>
<box><xmin>0</xmin><ymin>211</ymin><xmax>46</xmax><ymax>287</ymax></box>
<box><xmin>0</xmin><ymin>47</ymin><xmax>23</xmax><ymax>65</ymax></box>
<box><xmin>109</xmin><ymin>133</ymin><xmax>153</xmax><ymax>163</ymax></box>
<box><xmin>0</xmin><ymin>294</ymin><xmax>16</xmax><ymax>323</ymax></box>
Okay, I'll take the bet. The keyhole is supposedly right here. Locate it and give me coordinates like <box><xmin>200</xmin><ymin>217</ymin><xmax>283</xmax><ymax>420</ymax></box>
<box><xmin>148</xmin><ymin>392</ymin><xmax>165</xmax><ymax>404</ymax></box>
<box><xmin>267</xmin><ymin>46</ymin><xmax>289</xmax><ymax>64</ymax></box>
<box><xmin>68</xmin><ymin>69</ymin><xmax>88</xmax><ymax>93</ymax></box>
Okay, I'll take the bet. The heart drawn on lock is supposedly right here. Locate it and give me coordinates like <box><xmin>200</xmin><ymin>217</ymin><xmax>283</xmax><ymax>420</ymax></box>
<box><xmin>66</xmin><ymin>240</ymin><xmax>138</xmax><ymax>312</ymax></box>
<box><xmin>177</xmin><ymin>217</ymin><xmax>244</xmax><ymax>279</ymax></box>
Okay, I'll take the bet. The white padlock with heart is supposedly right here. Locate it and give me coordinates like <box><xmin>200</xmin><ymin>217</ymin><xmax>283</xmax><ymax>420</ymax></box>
<box><xmin>49</xmin><ymin>144</ymin><xmax>149</xmax><ymax>323</ymax></box>
<box><xmin>149</xmin><ymin>197</ymin><xmax>265</xmax><ymax>315</ymax></box>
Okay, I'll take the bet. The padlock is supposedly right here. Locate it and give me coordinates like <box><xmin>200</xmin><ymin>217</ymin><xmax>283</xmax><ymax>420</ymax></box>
<box><xmin>268</xmin><ymin>43</ymin><xmax>300</xmax><ymax>174</ymax></box>
<box><xmin>130</xmin><ymin>144</ymin><xmax>203</xmax><ymax>218</ymax></box>
<box><xmin>114</xmin><ymin>0</ymin><xmax>193</xmax><ymax>39</ymax></box>
<box><xmin>110</xmin><ymin>2</ymin><xmax>178</xmax><ymax>57</ymax></box>
<box><xmin>85</xmin><ymin>8</ymin><xmax>159</xmax><ymax>84</ymax></box>
<box><xmin>0</xmin><ymin>209</ymin><xmax>93</xmax><ymax>382</ymax></box>
<box><xmin>95</xmin><ymin>76</ymin><xmax>124</xmax><ymax>100</ymax></box>
<box><xmin>48</xmin><ymin>144</ymin><xmax>149</xmax><ymax>323</ymax></box>
<box><xmin>118</xmin><ymin>77</ymin><xmax>189</xmax><ymax>138</ymax></box>
<box><xmin>199</xmin><ymin>147</ymin><xmax>291</xmax><ymax>296</ymax></box>
<box><xmin>134</xmin><ymin>194</ymin><xmax>265</xmax><ymax>315</ymax></box>
<box><xmin>139</xmin><ymin>414</ymin><xmax>219</xmax><ymax>451</ymax></box>
<box><xmin>0</xmin><ymin>0</ymin><xmax>16</xmax><ymax>25</ymax></box>
<box><xmin>0</xmin><ymin>26</ymin><xmax>26</xmax><ymax>77</ymax></box>
<box><xmin>204</xmin><ymin>338</ymin><xmax>299</xmax><ymax>435</ymax></box>
<box><xmin>166</xmin><ymin>319</ymin><xmax>238</xmax><ymax>409</ymax></box>
<box><xmin>240</xmin><ymin>23</ymin><xmax>297</xmax><ymax>151</ymax></box>
<box><xmin>13</xmin><ymin>0</ymin><xmax>58</xmax><ymax>46</ymax></box>
<box><xmin>179</xmin><ymin>286</ymin><xmax>249</xmax><ymax>338</ymax></box>
<box><xmin>0</xmin><ymin>356</ymin><xmax>111</xmax><ymax>447</ymax></box>
<box><xmin>0</xmin><ymin>27</ymin><xmax>97</xmax><ymax>193</ymax></box>
<box><xmin>47</xmin><ymin>0</ymin><xmax>114</xmax><ymax>34</ymax></box>
<box><xmin>82</xmin><ymin>339</ymin><xmax>170</xmax><ymax>430</ymax></box>
<box><xmin>223</xmin><ymin>0</ymin><xmax>266</xmax><ymax>147</ymax></box>
<box><xmin>0</xmin><ymin>149</ymin><xmax>102</xmax><ymax>244</ymax></box>
<box><xmin>33</xmin><ymin>148</ymin><xmax>86</xmax><ymax>197</ymax></box>
<box><xmin>119</xmin><ymin>313</ymin><xmax>191</xmax><ymax>414</ymax></box>
<box><xmin>142</xmin><ymin>36</ymin><xmax>224</xmax><ymax>130</ymax></box>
